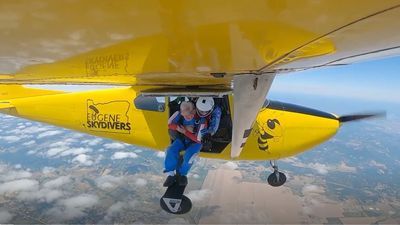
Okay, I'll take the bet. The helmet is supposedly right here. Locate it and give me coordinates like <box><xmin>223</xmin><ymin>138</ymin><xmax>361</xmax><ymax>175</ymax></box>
<box><xmin>196</xmin><ymin>97</ymin><xmax>214</xmax><ymax>117</ymax></box>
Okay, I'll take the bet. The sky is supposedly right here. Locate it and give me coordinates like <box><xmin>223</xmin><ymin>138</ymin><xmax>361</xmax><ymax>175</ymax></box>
<box><xmin>270</xmin><ymin>56</ymin><xmax>400</xmax><ymax>104</ymax></box>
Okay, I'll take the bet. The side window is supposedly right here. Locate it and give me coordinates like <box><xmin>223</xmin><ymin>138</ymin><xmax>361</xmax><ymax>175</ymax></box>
<box><xmin>134</xmin><ymin>95</ymin><xmax>165</xmax><ymax>112</ymax></box>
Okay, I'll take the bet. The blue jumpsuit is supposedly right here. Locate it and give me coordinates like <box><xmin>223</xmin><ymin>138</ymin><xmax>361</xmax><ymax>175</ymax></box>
<box><xmin>164</xmin><ymin>112</ymin><xmax>205</xmax><ymax>176</ymax></box>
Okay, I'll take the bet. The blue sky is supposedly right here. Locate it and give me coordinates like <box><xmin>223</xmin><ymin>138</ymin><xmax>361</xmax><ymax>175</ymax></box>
<box><xmin>270</xmin><ymin>56</ymin><xmax>400</xmax><ymax>104</ymax></box>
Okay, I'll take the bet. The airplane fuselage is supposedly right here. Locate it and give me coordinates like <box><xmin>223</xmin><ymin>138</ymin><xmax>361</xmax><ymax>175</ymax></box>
<box><xmin>0</xmin><ymin>86</ymin><xmax>339</xmax><ymax>160</ymax></box>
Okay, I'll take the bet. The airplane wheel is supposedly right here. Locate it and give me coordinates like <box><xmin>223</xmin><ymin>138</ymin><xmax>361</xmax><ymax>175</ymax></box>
<box><xmin>160</xmin><ymin>195</ymin><xmax>192</xmax><ymax>214</ymax></box>
<box><xmin>267</xmin><ymin>171</ymin><xmax>286</xmax><ymax>187</ymax></box>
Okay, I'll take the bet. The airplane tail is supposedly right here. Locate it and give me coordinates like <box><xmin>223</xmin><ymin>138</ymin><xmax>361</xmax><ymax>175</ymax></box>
<box><xmin>0</xmin><ymin>85</ymin><xmax>64</xmax><ymax>101</ymax></box>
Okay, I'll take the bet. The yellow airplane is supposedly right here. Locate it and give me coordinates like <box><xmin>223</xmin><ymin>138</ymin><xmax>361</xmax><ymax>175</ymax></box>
<box><xmin>0</xmin><ymin>0</ymin><xmax>397</xmax><ymax>194</ymax></box>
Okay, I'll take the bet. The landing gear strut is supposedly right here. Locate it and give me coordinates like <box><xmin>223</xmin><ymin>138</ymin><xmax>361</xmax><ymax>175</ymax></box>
<box><xmin>267</xmin><ymin>160</ymin><xmax>287</xmax><ymax>187</ymax></box>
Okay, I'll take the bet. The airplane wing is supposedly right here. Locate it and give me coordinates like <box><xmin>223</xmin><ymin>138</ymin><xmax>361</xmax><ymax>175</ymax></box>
<box><xmin>0</xmin><ymin>102</ymin><xmax>12</xmax><ymax>110</ymax></box>
<box><xmin>1</xmin><ymin>0</ymin><xmax>400</xmax><ymax>157</ymax></box>
<box><xmin>0</xmin><ymin>0</ymin><xmax>399</xmax><ymax>86</ymax></box>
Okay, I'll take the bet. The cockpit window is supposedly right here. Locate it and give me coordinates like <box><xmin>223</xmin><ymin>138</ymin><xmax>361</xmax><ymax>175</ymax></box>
<box><xmin>134</xmin><ymin>95</ymin><xmax>165</xmax><ymax>112</ymax></box>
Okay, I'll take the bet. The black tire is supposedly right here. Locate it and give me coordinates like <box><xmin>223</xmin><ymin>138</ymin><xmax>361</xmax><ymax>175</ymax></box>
<box><xmin>160</xmin><ymin>195</ymin><xmax>192</xmax><ymax>214</ymax></box>
<box><xmin>267</xmin><ymin>171</ymin><xmax>287</xmax><ymax>187</ymax></box>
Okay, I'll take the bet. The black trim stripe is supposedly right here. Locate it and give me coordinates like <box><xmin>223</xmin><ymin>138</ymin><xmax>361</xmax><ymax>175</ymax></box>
<box><xmin>240</xmin><ymin>142</ymin><xmax>246</xmax><ymax>148</ymax></box>
<box><xmin>264</xmin><ymin>100</ymin><xmax>337</xmax><ymax>120</ymax></box>
<box><xmin>243</xmin><ymin>128</ymin><xmax>252</xmax><ymax>138</ymax></box>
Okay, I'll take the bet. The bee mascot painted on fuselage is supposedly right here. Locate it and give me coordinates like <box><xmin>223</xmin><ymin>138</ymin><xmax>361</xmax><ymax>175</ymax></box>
<box><xmin>255</xmin><ymin>118</ymin><xmax>283</xmax><ymax>151</ymax></box>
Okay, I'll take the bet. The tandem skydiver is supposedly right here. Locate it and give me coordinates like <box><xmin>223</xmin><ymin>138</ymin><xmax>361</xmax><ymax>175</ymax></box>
<box><xmin>195</xmin><ymin>97</ymin><xmax>222</xmax><ymax>139</ymax></box>
<box><xmin>163</xmin><ymin>101</ymin><xmax>205</xmax><ymax>187</ymax></box>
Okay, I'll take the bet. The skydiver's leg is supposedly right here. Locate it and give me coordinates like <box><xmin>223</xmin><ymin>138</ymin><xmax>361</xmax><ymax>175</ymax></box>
<box><xmin>163</xmin><ymin>139</ymin><xmax>185</xmax><ymax>187</ymax></box>
<box><xmin>164</xmin><ymin>139</ymin><xmax>185</xmax><ymax>174</ymax></box>
<box><xmin>178</xmin><ymin>142</ymin><xmax>202</xmax><ymax>177</ymax></box>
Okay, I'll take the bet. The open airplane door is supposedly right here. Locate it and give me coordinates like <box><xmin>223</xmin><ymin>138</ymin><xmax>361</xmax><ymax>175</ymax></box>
<box><xmin>231</xmin><ymin>74</ymin><xmax>275</xmax><ymax>158</ymax></box>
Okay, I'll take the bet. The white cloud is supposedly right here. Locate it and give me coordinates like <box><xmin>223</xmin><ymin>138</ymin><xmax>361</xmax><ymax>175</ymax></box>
<box><xmin>0</xmin><ymin>210</ymin><xmax>13</xmax><ymax>223</ymax></box>
<box><xmin>43</xmin><ymin>190</ymin><xmax>64</xmax><ymax>202</ymax></box>
<box><xmin>71</xmin><ymin>133</ymin><xmax>86</xmax><ymax>139</ymax></box>
<box><xmin>43</xmin><ymin>176</ymin><xmax>71</xmax><ymax>189</ymax></box>
<box><xmin>186</xmin><ymin>190</ymin><xmax>210</xmax><ymax>202</ymax></box>
<box><xmin>13</xmin><ymin>176</ymin><xmax>69</xmax><ymax>203</ymax></box>
<box><xmin>308</xmin><ymin>163</ymin><xmax>329</xmax><ymax>175</ymax></box>
<box><xmin>37</xmin><ymin>130</ymin><xmax>63</xmax><ymax>139</ymax></box>
<box><xmin>46</xmin><ymin>147</ymin><xmax>92</xmax><ymax>158</ymax></box>
<box><xmin>27</xmin><ymin>150</ymin><xmax>36</xmax><ymax>155</ymax></box>
<box><xmin>127</xmin><ymin>200</ymin><xmax>137</xmax><ymax>208</ymax></box>
<box><xmin>221</xmin><ymin>162</ymin><xmax>238</xmax><ymax>170</ymax></box>
<box><xmin>95</xmin><ymin>175</ymin><xmax>123</xmax><ymax>190</ymax></box>
<box><xmin>369</xmin><ymin>160</ymin><xmax>387</xmax><ymax>170</ymax></box>
<box><xmin>17</xmin><ymin>189</ymin><xmax>63</xmax><ymax>203</ymax></box>
<box><xmin>281</xmin><ymin>157</ymin><xmax>299</xmax><ymax>164</ymax></box>
<box><xmin>82</xmin><ymin>138</ymin><xmax>103</xmax><ymax>146</ymax></box>
<box><xmin>104</xmin><ymin>143</ymin><xmax>126</xmax><ymax>150</ymax></box>
<box><xmin>0</xmin><ymin>170</ymin><xmax>32</xmax><ymax>182</ymax></box>
<box><xmin>101</xmin><ymin>201</ymin><xmax>129</xmax><ymax>223</ymax></box>
<box><xmin>335</xmin><ymin>162</ymin><xmax>357</xmax><ymax>173</ymax></box>
<box><xmin>134</xmin><ymin>178</ymin><xmax>147</xmax><ymax>187</ymax></box>
<box><xmin>285</xmin><ymin>158</ymin><xmax>356</xmax><ymax>174</ymax></box>
<box><xmin>46</xmin><ymin>147</ymin><xmax>69</xmax><ymax>157</ymax></box>
<box><xmin>21</xmin><ymin>126</ymin><xmax>50</xmax><ymax>134</ymax></box>
<box><xmin>94</xmin><ymin>154</ymin><xmax>105</xmax><ymax>164</ymax></box>
<box><xmin>48</xmin><ymin>141</ymin><xmax>70</xmax><ymax>148</ymax></box>
<box><xmin>42</xmin><ymin>167</ymin><xmax>55</xmax><ymax>174</ymax></box>
<box><xmin>111</xmin><ymin>152</ymin><xmax>138</xmax><ymax>160</ymax></box>
<box><xmin>0</xmin><ymin>179</ymin><xmax>39</xmax><ymax>194</ymax></box>
<box><xmin>302</xmin><ymin>185</ymin><xmax>324</xmax><ymax>194</ymax></box>
<box><xmin>62</xmin><ymin>194</ymin><xmax>99</xmax><ymax>209</ymax></box>
<box><xmin>47</xmin><ymin>194</ymin><xmax>99</xmax><ymax>221</ymax></box>
<box><xmin>0</xmin><ymin>135</ymin><xmax>21</xmax><ymax>143</ymax></box>
<box><xmin>72</xmin><ymin>154</ymin><xmax>94</xmax><ymax>166</ymax></box>
<box><xmin>156</xmin><ymin>151</ymin><xmax>165</xmax><ymax>158</ymax></box>
<box><xmin>59</xmin><ymin>148</ymin><xmax>92</xmax><ymax>157</ymax></box>
<box><xmin>107</xmin><ymin>201</ymin><xmax>126</xmax><ymax>215</ymax></box>
<box><xmin>14</xmin><ymin>164</ymin><xmax>22</xmax><ymax>169</ymax></box>
<box><xmin>23</xmin><ymin>140</ymin><xmax>36</xmax><ymax>147</ymax></box>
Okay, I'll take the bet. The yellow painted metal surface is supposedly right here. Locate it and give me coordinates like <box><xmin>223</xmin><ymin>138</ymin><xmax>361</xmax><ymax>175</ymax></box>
<box><xmin>0</xmin><ymin>86</ymin><xmax>339</xmax><ymax>160</ymax></box>
<box><xmin>0</xmin><ymin>102</ymin><xmax>12</xmax><ymax>110</ymax></box>
<box><xmin>2</xmin><ymin>87</ymin><xmax>171</xmax><ymax>150</ymax></box>
<box><xmin>0</xmin><ymin>85</ymin><xmax>63</xmax><ymax>100</ymax></box>
<box><xmin>0</xmin><ymin>0</ymin><xmax>399</xmax><ymax>85</ymax></box>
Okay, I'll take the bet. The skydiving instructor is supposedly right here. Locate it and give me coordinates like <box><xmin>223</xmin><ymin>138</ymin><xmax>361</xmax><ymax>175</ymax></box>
<box><xmin>163</xmin><ymin>97</ymin><xmax>222</xmax><ymax>187</ymax></box>
<box><xmin>196</xmin><ymin>97</ymin><xmax>222</xmax><ymax>138</ymax></box>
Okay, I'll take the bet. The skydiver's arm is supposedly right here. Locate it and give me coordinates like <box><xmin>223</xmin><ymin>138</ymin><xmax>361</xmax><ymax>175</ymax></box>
<box><xmin>182</xmin><ymin>129</ymin><xmax>201</xmax><ymax>143</ymax></box>
<box><xmin>168</xmin><ymin>111</ymin><xmax>180</xmax><ymax>130</ymax></box>
<box><xmin>208</xmin><ymin>106</ymin><xmax>222</xmax><ymax>135</ymax></box>
<box><xmin>175</xmin><ymin>125</ymin><xmax>200</xmax><ymax>143</ymax></box>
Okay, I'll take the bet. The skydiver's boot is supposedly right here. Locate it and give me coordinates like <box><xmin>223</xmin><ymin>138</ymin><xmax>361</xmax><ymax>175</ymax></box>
<box><xmin>178</xmin><ymin>175</ymin><xmax>188</xmax><ymax>186</ymax></box>
<box><xmin>163</xmin><ymin>176</ymin><xmax>176</xmax><ymax>187</ymax></box>
<box><xmin>163</xmin><ymin>171</ymin><xmax>176</xmax><ymax>187</ymax></box>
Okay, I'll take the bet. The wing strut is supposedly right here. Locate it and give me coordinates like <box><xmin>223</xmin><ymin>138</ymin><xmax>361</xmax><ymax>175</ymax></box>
<box><xmin>231</xmin><ymin>74</ymin><xmax>275</xmax><ymax>158</ymax></box>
